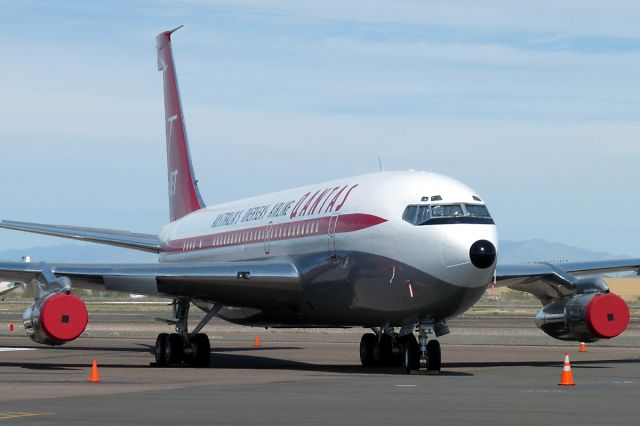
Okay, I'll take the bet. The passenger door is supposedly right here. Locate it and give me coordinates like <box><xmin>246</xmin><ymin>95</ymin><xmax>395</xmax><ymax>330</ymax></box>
<box><xmin>264</xmin><ymin>221</ymin><xmax>273</xmax><ymax>255</ymax></box>
<box><xmin>328</xmin><ymin>214</ymin><xmax>340</xmax><ymax>257</ymax></box>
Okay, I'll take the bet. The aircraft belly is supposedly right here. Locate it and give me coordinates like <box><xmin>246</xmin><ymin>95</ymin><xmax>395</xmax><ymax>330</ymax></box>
<box><xmin>215</xmin><ymin>251</ymin><xmax>487</xmax><ymax>327</ymax></box>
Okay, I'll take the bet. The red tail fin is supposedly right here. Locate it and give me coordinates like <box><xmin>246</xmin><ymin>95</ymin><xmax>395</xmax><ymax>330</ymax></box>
<box><xmin>157</xmin><ymin>26</ymin><xmax>205</xmax><ymax>222</ymax></box>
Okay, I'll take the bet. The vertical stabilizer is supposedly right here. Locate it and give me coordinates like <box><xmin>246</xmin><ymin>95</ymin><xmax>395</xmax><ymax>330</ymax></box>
<box><xmin>156</xmin><ymin>26</ymin><xmax>205</xmax><ymax>222</ymax></box>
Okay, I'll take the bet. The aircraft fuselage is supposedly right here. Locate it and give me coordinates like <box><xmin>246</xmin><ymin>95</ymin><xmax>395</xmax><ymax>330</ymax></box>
<box><xmin>158</xmin><ymin>170</ymin><xmax>498</xmax><ymax>327</ymax></box>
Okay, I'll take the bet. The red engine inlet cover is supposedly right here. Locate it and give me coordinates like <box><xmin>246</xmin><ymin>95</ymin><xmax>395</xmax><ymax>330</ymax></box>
<box><xmin>39</xmin><ymin>293</ymin><xmax>88</xmax><ymax>342</ymax></box>
<box><xmin>585</xmin><ymin>293</ymin><xmax>630</xmax><ymax>339</ymax></box>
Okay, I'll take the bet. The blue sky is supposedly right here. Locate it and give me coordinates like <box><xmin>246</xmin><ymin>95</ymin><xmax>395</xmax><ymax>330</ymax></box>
<box><xmin>1</xmin><ymin>0</ymin><xmax>639</xmax><ymax>256</ymax></box>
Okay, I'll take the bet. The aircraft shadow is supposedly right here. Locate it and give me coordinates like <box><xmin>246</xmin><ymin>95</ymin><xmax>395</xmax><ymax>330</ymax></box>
<box><xmin>3</xmin><ymin>342</ymin><xmax>634</xmax><ymax>375</ymax></box>
<box><xmin>211</xmin><ymin>346</ymin><xmax>302</xmax><ymax>352</ymax></box>
<box><xmin>444</xmin><ymin>358</ymin><xmax>640</xmax><ymax>369</ymax></box>
<box><xmin>209</xmin><ymin>352</ymin><xmax>473</xmax><ymax>376</ymax></box>
<box><xmin>0</xmin><ymin>342</ymin><xmax>153</xmax><ymax>353</ymax></box>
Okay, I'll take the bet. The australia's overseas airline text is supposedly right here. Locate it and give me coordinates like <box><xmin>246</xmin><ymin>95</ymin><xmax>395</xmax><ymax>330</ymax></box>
<box><xmin>211</xmin><ymin>184</ymin><xmax>359</xmax><ymax>229</ymax></box>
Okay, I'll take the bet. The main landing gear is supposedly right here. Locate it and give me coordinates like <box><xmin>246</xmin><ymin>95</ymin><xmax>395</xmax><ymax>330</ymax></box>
<box><xmin>360</xmin><ymin>323</ymin><xmax>443</xmax><ymax>374</ymax></box>
<box><xmin>154</xmin><ymin>298</ymin><xmax>218</xmax><ymax>368</ymax></box>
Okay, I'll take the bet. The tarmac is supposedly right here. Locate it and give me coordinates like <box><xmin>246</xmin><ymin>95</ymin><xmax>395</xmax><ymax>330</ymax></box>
<box><xmin>0</xmin><ymin>311</ymin><xmax>639</xmax><ymax>425</ymax></box>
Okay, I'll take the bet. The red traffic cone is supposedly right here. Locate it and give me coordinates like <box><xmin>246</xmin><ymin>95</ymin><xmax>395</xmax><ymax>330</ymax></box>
<box><xmin>9</xmin><ymin>323</ymin><xmax>14</xmax><ymax>333</ymax></box>
<box><xmin>559</xmin><ymin>352</ymin><xmax>575</xmax><ymax>386</ymax></box>
<box><xmin>87</xmin><ymin>359</ymin><xmax>101</xmax><ymax>383</ymax></box>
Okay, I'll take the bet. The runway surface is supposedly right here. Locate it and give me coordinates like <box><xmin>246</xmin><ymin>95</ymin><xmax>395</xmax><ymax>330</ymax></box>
<box><xmin>0</xmin><ymin>311</ymin><xmax>639</xmax><ymax>425</ymax></box>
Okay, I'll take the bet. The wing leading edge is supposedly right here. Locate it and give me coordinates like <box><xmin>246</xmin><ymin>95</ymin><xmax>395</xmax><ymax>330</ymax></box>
<box><xmin>0</xmin><ymin>259</ymin><xmax>301</xmax><ymax>310</ymax></box>
<box><xmin>0</xmin><ymin>220</ymin><xmax>160</xmax><ymax>253</ymax></box>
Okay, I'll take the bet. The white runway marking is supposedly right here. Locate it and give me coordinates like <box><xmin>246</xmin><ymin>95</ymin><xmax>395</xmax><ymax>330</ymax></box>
<box><xmin>0</xmin><ymin>347</ymin><xmax>36</xmax><ymax>352</ymax></box>
<box><xmin>394</xmin><ymin>384</ymin><xmax>417</xmax><ymax>387</ymax></box>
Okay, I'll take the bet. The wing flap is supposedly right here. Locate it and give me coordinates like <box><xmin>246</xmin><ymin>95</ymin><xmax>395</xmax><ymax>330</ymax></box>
<box><xmin>0</xmin><ymin>220</ymin><xmax>160</xmax><ymax>253</ymax></box>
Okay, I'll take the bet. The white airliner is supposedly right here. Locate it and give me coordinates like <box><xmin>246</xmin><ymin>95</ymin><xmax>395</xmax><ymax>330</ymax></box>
<box><xmin>0</xmin><ymin>27</ymin><xmax>637</xmax><ymax>373</ymax></box>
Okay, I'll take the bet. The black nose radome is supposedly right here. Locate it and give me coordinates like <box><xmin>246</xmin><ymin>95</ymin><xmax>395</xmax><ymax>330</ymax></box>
<box><xmin>469</xmin><ymin>240</ymin><xmax>496</xmax><ymax>269</ymax></box>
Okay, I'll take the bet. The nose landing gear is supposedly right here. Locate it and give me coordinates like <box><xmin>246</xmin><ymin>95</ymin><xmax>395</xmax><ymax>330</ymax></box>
<box><xmin>360</xmin><ymin>322</ymin><xmax>444</xmax><ymax>374</ymax></box>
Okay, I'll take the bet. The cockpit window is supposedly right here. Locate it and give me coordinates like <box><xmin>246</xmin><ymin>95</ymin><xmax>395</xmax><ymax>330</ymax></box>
<box><xmin>466</xmin><ymin>204</ymin><xmax>491</xmax><ymax>217</ymax></box>
<box><xmin>402</xmin><ymin>205</ymin><xmax>418</xmax><ymax>223</ymax></box>
<box><xmin>402</xmin><ymin>205</ymin><xmax>430</xmax><ymax>224</ymax></box>
<box><xmin>402</xmin><ymin>203</ymin><xmax>494</xmax><ymax>225</ymax></box>
<box><xmin>416</xmin><ymin>205</ymin><xmax>430</xmax><ymax>224</ymax></box>
<box><xmin>431</xmin><ymin>204</ymin><xmax>464</xmax><ymax>217</ymax></box>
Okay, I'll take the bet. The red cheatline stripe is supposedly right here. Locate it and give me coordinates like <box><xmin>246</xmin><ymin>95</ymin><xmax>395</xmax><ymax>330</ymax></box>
<box><xmin>161</xmin><ymin>213</ymin><xmax>387</xmax><ymax>253</ymax></box>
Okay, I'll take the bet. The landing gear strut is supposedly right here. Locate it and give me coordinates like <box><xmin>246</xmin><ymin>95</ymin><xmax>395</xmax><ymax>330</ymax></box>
<box><xmin>154</xmin><ymin>298</ymin><xmax>217</xmax><ymax>368</ymax></box>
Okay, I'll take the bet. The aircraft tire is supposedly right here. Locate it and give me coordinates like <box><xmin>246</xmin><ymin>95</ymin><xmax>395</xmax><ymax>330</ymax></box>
<box><xmin>165</xmin><ymin>333</ymin><xmax>184</xmax><ymax>366</ymax></box>
<box><xmin>426</xmin><ymin>339</ymin><xmax>441</xmax><ymax>371</ymax></box>
<box><xmin>403</xmin><ymin>335</ymin><xmax>420</xmax><ymax>374</ymax></box>
<box><xmin>155</xmin><ymin>333</ymin><xmax>169</xmax><ymax>366</ymax></box>
<box><xmin>360</xmin><ymin>333</ymin><xmax>377</xmax><ymax>367</ymax></box>
<box><xmin>191</xmin><ymin>333</ymin><xmax>211</xmax><ymax>368</ymax></box>
<box><xmin>374</xmin><ymin>334</ymin><xmax>393</xmax><ymax>366</ymax></box>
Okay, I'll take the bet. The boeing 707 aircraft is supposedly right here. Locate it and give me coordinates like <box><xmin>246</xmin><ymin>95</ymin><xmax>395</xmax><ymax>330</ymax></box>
<box><xmin>0</xmin><ymin>27</ymin><xmax>637</xmax><ymax>373</ymax></box>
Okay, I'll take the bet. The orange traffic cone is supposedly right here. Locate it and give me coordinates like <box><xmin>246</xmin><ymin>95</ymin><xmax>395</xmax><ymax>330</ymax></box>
<box><xmin>559</xmin><ymin>352</ymin><xmax>575</xmax><ymax>386</ymax></box>
<box><xmin>87</xmin><ymin>359</ymin><xmax>101</xmax><ymax>383</ymax></box>
<box><xmin>580</xmin><ymin>342</ymin><xmax>586</xmax><ymax>353</ymax></box>
<box><xmin>253</xmin><ymin>335</ymin><xmax>261</xmax><ymax>347</ymax></box>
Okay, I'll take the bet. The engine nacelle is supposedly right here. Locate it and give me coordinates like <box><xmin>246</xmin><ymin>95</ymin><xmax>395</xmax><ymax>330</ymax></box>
<box><xmin>23</xmin><ymin>292</ymin><xmax>88</xmax><ymax>346</ymax></box>
<box><xmin>535</xmin><ymin>293</ymin><xmax>630</xmax><ymax>342</ymax></box>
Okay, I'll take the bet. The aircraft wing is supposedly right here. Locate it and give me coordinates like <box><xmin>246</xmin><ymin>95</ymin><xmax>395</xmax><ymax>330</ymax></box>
<box><xmin>0</xmin><ymin>281</ymin><xmax>23</xmax><ymax>297</ymax></box>
<box><xmin>0</xmin><ymin>259</ymin><xmax>300</xmax><ymax>309</ymax></box>
<box><xmin>0</xmin><ymin>220</ymin><xmax>159</xmax><ymax>253</ymax></box>
<box><xmin>495</xmin><ymin>259</ymin><xmax>640</xmax><ymax>304</ymax></box>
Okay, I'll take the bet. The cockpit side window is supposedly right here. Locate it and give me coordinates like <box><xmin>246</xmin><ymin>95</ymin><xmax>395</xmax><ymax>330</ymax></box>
<box><xmin>402</xmin><ymin>205</ymin><xmax>418</xmax><ymax>224</ymax></box>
